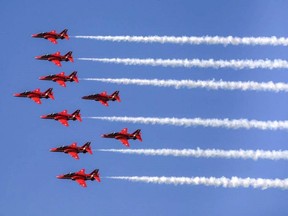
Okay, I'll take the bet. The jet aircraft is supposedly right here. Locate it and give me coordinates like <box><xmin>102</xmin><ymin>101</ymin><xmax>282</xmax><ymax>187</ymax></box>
<box><xmin>57</xmin><ymin>169</ymin><xmax>100</xmax><ymax>187</ymax></box>
<box><xmin>35</xmin><ymin>51</ymin><xmax>74</xmax><ymax>67</ymax></box>
<box><xmin>50</xmin><ymin>142</ymin><xmax>92</xmax><ymax>160</ymax></box>
<box><xmin>14</xmin><ymin>88</ymin><xmax>54</xmax><ymax>104</ymax></box>
<box><xmin>82</xmin><ymin>91</ymin><xmax>121</xmax><ymax>106</ymax></box>
<box><xmin>39</xmin><ymin>71</ymin><xmax>79</xmax><ymax>87</ymax></box>
<box><xmin>32</xmin><ymin>29</ymin><xmax>69</xmax><ymax>44</ymax></box>
<box><xmin>41</xmin><ymin>109</ymin><xmax>81</xmax><ymax>126</ymax></box>
<box><xmin>102</xmin><ymin>128</ymin><xmax>142</xmax><ymax>147</ymax></box>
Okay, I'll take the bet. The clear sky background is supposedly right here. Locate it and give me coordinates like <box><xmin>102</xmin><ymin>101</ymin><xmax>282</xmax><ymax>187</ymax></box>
<box><xmin>1</xmin><ymin>0</ymin><xmax>288</xmax><ymax>215</ymax></box>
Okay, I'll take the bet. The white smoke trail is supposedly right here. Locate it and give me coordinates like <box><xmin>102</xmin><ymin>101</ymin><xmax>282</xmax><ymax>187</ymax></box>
<box><xmin>78</xmin><ymin>58</ymin><xmax>288</xmax><ymax>70</ymax></box>
<box><xmin>85</xmin><ymin>116</ymin><xmax>288</xmax><ymax>131</ymax></box>
<box><xmin>107</xmin><ymin>176</ymin><xmax>288</xmax><ymax>190</ymax></box>
<box><xmin>73</xmin><ymin>35</ymin><xmax>288</xmax><ymax>46</ymax></box>
<box><xmin>82</xmin><ymin>78</ymin><xmax>288</xmax><ymax>93</ymax></box>
<box><xmin>98</xmin><ymin>148</ymin><xmax>288</xmax><ymax>160</ymax></box>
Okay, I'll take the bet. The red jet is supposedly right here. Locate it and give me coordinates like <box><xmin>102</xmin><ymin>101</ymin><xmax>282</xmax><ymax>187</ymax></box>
<box><xmin>50</xmin><ymin>142</ymin><xmax>92</xmax><ymax>160</ymax></box>
<box><xmin>35</xmin><ymin>51</ymin><xmax>74</xmax><ymax>67</ymax></box>
<box><xmin>57</xmin><ymin>169</ymin><xmax>100</xmax><ymax>187</ymax></box>
<box><xmin>82</xmin><ymin>91</ymin><xmax>121</xmax><ymax>107</ymax></box>
<box><xmin>32</xmin><ymin>29</ymin><xmax>69</xmax><ymax>44</ymax></box>
<box><xmin>102</xmin><ymin>128</ymin><xmax>142</xmax><ymax>147</ymax></box>
<box><xmin>39</xmin><ymin>71</ymin><xmax>79</xmax><ymax>87</ymax></box>
<box><xmin>41</xmin><ymin>109</ymin><xmax>82</xmax><ymax>127</ymax></box>
<box><xmin>14</xmin><ymin>88</ymin><xmax>54</xmax><ymax>104</ymax></box>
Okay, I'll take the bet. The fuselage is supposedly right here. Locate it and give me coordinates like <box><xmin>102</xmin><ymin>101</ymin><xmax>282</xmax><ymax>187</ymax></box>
<box><xmin>57</xmin><ymin>173</ymin><xmax>94</xmax><ymax>181</ymax></box>
<box><xmin>50</xmin><ymin>146</ymin><xmax>88</xmax><ymax>153</ymax></box>
<box><xmin>102</xmin><ymin>132</ymin><xmax>136</xmax><ymax>140</ymax></box>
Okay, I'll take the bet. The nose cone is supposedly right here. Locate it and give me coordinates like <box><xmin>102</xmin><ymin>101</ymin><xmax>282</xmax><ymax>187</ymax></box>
<box><xmin>13</xmin><ymin>93</ymin><xmax>20</xmax><ymax>97</ymax></box>
<box><xmin>39</xmin><ymin>76</ymin><xmax>46</xmax><ymax>80</ymax></box>
<box><xmin>81</xmin><ymin>96</ymin><xmax>88</xmax><ymax>100</ymax></box>
<box><xmin>40</xmin><ymin>115</ymin><xmax>47</xmax><ymax>119</ymax></box>
<box><xmin>101</xmin><ymin>134</ymin><xmax>107</xmax><ymax>138</ymax></box>
<box><xmin>31</xmin><ymin>34</ymin><xmax>37</xmax><ymax>38</ymax></box>
<box><xmin>50</xmin><ymin>148</ymin><xmax>57</xmax><ymax>152</ymax></box>
<box><xmin>56</xmin><ymin>175</ymin><xmax>64</xmax><ymax>179</ymax></box>
<box><xmin>35</xmin><ymin>56</ymin><xmax>41</xmax><ymax>60</ymax></box>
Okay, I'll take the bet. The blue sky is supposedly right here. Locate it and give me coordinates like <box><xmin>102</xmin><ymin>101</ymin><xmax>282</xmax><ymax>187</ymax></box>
<box><xmin>1</xmin><ymin>0</ymin><xmax>288</xmax><ymax>215</ymax></box>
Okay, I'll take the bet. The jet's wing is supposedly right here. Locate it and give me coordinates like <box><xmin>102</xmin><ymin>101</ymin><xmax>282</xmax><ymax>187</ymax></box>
<box><xmin>120</xmin><ymin>128</ymin><xmax>128</xmax><ymax>134</ymax></box>
<box><xmin>119</xmin><ymin>138</ymin><xmax>130</xmax><ymax>147</ymax></box>
<box><xmin>31</xmin><ymin>97</ymin><xmax>42</xmax><ymax>104</ymax></box>
<box><xmin>58</xmin><ymin>119</ymin><xmax>69</xmax><ymax>127</ymax></box>
<box><xmin>77</xmin><ymin>169</ymin><xmax>85</xmax><ymax>174</ymax></box>
<box><xmin>68</xmin><ymin>152</ymin><xmax>79</xmax><ymax>160</ymax></box>
<box><xmin>47</xmin><ymin>37</ymin><xmax>57</xmax><ymax>44</ymax></box>
<box><xmin>76</xmin><ymin>179</ymin><xmax>87</xmax><ymax>187</ymax></box>
<box><xmin>100</xmin><ymin>91</ymin><xmax>107</xmax><ymax>96</ymax></box>
<box><xmin>55</xmin><ymin>80</ymin><xmax>66</xmax><ymax>87</ymax></box>
<box><xmin>57</xmin><ymin>72</ymin><xmax>65</xmax><ymax>76</ymax></box>
<box><xmin>60</xmin><ymin>110</ymin><xmax>68</xmax><ymax>115</ymax></box>
<box><xmin>51</xmin><ymin>60</ymin><xmax>61</xmax><ymax>67</ymax></box>
<box><xmin>70</xmin><ymin>143</ymin><xmax>77</xmax><ymax>147</ymax></box>
<box><xmin>99</xmin><ymin>100</ymin><xmax>109</xmax><ymax>107</ymax></box>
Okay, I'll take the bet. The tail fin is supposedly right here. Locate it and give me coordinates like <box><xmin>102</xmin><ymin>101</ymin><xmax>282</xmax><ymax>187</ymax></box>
<box><xmin>82</xmin><ymin>142</ymin><xmax>92</xmax><ymax>154</ymax></box>
<box><xmin>133</xmin><ymin>129</ymin><xmax>142</xmax><ymax>141</ymax></box>
<box><xmin>60</xmin><ymin>29</ymin><xmax>69</xmax><ymax>40</ymax></box>
<box><xmin>111</xmin><ymin>91</ymin><xmax>121</xmax><ymax>102</ymax></box>
<box><xmin>65</xmin><ymin>51</ymin><xmax>74</xmax><ymax>62</ymax></box>
<box><xmin>69</xmin><ymin>71</ymin><xmax>79</xmax><ymax>83</ymax></box>
<box><xmin>72</xmin><ymin>109</ymin><xmax>82</xmax><ymax>122</ymax></box>
<box><xmin>44</xmin><ymin>88</ymin><xmax>54</xmax><ymax>100</ymax></box>
<box><xmin>90</xmin><ymin>169</ymin><xmax>101</xmax><ymax>182</ymax></box>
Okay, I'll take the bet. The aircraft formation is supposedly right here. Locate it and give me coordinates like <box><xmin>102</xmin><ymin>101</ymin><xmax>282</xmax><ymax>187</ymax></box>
<box><xmin>14</xmin><ymin>29</ymin><xmax>142</xmax><ymax>187</ymax></box>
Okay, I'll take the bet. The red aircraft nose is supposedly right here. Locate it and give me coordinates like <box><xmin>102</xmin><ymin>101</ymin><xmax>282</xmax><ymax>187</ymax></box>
<box><xmin>13</xmin><ymin>93</ymin><xmax>20</xmax><ymax>97</ymax></box>
<box><xmin>40</xmin><ymin>115</ymin><xmax>47</xmax><ymax>119</ymax></box>
<box><xmin>56</xmin><ymin>175</ymin><xmax>64</xmax><ymax>179</ymax></box>
<box><xmin>39</xmin><ymin>76</ymin><xmax>46</xmax><ymax>80</ymax></box>
<box><xmin>50</xmin><ymin>148</ymin><xmax>57</xmax><ymax>152</ymax></box>
<box><xmin>31</xmin><ymin>34</ymin><xmax>37</xmax><ymax>38</ymax></box>
<box><xmin>35</xmin><ymin>56</ymin><xmax>41</xmax><ymax>59</ymax></box>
